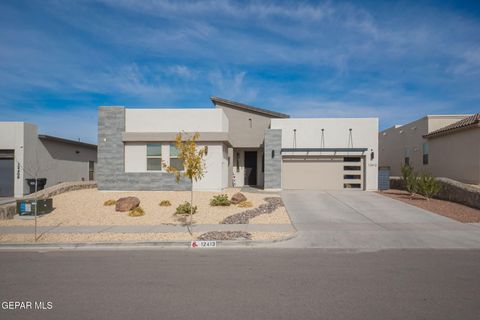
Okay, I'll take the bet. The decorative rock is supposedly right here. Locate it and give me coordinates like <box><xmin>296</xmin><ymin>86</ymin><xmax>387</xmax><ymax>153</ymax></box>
<box><xmin>222</xmin><ymin>197</ymin><xmax>284</xmax><ymax>224</ymax></box>
<box><xmin>230</xmin><ymin>192</ymin><xmax>247</xmax><ymax>204</ymax></box>
<box><xmin>115</xmin><ymin>197</ymin><xmax>140</xmax><ymax>212</ymax></box>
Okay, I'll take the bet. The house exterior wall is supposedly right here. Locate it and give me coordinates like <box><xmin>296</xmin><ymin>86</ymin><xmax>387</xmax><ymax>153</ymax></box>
<box><xmin>214</xmin><ymin>104</ymin><xmax>274</xmax><ymax>148</ymax></box>
<box><xmin>428</xmin><ymin>128</ymin><xmax>480</xmax><ymax>184</ymax></box>
<box><xmin>271</xmin><ymin>118</ymin><xmax>379</xmax><ymax>191</ymax></box>
<box><xmin>0</xmin><ymin>122</ymin><xmax>97</xmax><ymax>197</ymax></box>
<box><xmin>264</xmin><ymin>129</ymin><xmax>282</xmax><ymax>189</ymax></box>
<box><xmin>379</xmin><ymin>115</ymin><xmax>470</xmax><ymax>177</ymax></box>
<box><xmin>98</xmin><ymin>107</ymin><xmax>228</xmax><ymax>191</ymax></box>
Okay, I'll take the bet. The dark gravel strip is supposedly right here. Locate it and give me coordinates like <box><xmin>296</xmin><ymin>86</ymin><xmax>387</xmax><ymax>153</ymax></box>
<box><xmin>197</xmin><ymin>231</ymin><xmax>252</xmax><ymax>240</ymax></box>
<box><xmin>221</xmin><ymin>197</ymin><xmax>284</xmax><ymax>224</ymax></box>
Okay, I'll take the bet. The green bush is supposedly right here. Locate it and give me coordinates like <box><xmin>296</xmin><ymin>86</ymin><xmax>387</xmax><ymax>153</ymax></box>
<box><xmin>159</xmin><ymin>200</ymin><xmax>172</xmax><ymax>207</ymax></box>
<box><xmin>418</xmin><ymin>172</ymin><xmax>441</xmax><ymax>200</ymax></box>
<box><xmin>103</xmin><ymin>199</ymin><xmax>116</xmax><ymax>206</ymax></box>
<box><xmin>401</xmin><ymin>164</ymin><xmax>419</xmax><ymax>197</ymax></box>
<box><xmin>210</xmin><ymin>194</ymin><xmax>231</xmax><ymax>206</ymax></box>
<box><xmin>129</xmin><ymin>207</ymin><xmax>145</xmax><ymax>217</ymax></box>
<box><xmin>175</xmin><ymin>202</ymin><xmax>197</xmax><ymax>215</ymax></box>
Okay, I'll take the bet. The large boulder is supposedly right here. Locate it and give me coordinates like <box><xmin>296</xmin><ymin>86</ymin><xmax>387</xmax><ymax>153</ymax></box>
<box><xmin>230</xmin><ymin>192</ymin><xmax>247</xmax><ymax>205</ymax></box>
<box><xmin>115</xmin><ymin>197</ymin><xmax>140</xmax><ymax>212</ymax></box>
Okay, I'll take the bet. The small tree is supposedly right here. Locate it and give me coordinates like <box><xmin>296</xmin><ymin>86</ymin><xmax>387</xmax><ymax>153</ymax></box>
<box><xmin>163</xmin><ymin>132</ymin><xmax>207</xmax><ymax>234</ymax></box>
<box><xmin>418</xmin><ymin>172</ymin><xmax>441</xmax><ymax>200</ymax></box>
<box><xmin>401</xmin><ymin>164</ymin><xmax>418</xmax><ymax>199</ymax></box>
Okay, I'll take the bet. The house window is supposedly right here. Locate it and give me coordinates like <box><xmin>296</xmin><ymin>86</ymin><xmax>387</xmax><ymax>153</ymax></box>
<box><xmin>170</xmin><ymin>145</ymin><xmax>184</xmax><ymax>171</ymax></box>
<box><xmin>262</xmin><ymin>153</ymin><xmax>264</xmax><ymax>172</ymax></box>
<box><xmin>344</xmin><ymin>166</ymin><xmax>361</xmax><ymax>171</ymax></box>
<box><xmin>88</xmin><ymin>161</ymin><xmax>95</xmax><ymax>181</ymax></box>
<box><xmin>344</xmin><ymin>183</ymin><xmax>361</xmax><ymax>189</ymax></box>
<box><xmin>344</xmin><ymin>157</ymin><xmax>361</xmax><ymax>162</ymax></box>
<box><xmin>422</xmin><ymin>143</ymin><xmax>429</xmax><ymax>165</ymax></box>
<box><xmin>344</xmin><ymin>174</ymin><xmax>361</xmax><ymax>179</ymax></box>
<box><xmin>404</xmin><ymin>147</ymin><xmax>410</xmax><ymax>166</ymax></box>
<box><xmin>147</xmin><ymin>144</ymin><xmax>162</xmax><ymax>171</ymax></box>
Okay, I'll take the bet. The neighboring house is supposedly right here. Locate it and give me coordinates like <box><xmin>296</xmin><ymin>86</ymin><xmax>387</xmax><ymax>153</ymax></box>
<box><xmin>97</xmin><ymin>97</ymin><xmax>378</xmax><ymax>191</ymax></box>
<box><xmin>379</xmin><ymin>114</ymin><xmax>480</xmax><ymax>184</ymax></box>
<box><xmin>0</xmin><ymin>122</ymin><xmax>97</xmax><ymax>198</ymax></box>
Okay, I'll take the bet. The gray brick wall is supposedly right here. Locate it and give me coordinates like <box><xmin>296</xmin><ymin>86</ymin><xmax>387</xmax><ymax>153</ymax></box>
<box><xmin>264</xmin><ymin>129</ymin><xmax>282</xmax><ymax>189</ymax></box>
<box><xmin>97</xmin><ymin>107</ymin><xmax>191</xmax><ymax>191</ymax></box>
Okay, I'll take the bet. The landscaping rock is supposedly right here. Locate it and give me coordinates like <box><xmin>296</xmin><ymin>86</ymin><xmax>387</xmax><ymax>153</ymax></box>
<box><xmin>197</xmin><ymin>231</ymin><xmax>252</xmax><ymax>241</ymax></box>
<box><xmin>115</xmin><ymin>197</ymin><xmax>140</xmax><ymax>212</ymax></box>
<box><xmin>230</xmin><ymin>192</ymin><xmax>247</xmax><ymax>204</ymax></box>
<box><xmin>222</xmin><ymin>197</ymin><xmax>284</xmax><ymax>224</ymax></box>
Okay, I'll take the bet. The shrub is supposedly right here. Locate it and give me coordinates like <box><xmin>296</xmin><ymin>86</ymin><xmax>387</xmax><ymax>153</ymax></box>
<box><xmin>159</xmin><ymin>200</ymin><xmax>172</xmax><ymax>207</ymax></box>
<box><xmin>401</xmin><ymin>164</ymin><xmax>419</xmax><ymax>198</ymax></box>
<box><xmin>103</xmin><ymin>199</ymin><xmax>116</xmax><ymax>206</ymax></box>
<box><xmin>175</xmin><ymin>202</ymin><xmax>197</xmax><ymax>215</ymax></box>
<box><xmin>129</xmin><ymin>207</ymin><xmax>145</xmax><ymax>217</ymax></box>
<box><xmin>210</xmin><ymin>194</ymin><xmax>231</xmax><ymax>206</ymax></box>
<box><xmin>237</xmin><ymin>200</ymin><xmax>253</xmax><ymax>208</ymax></box>
<box><xmin>418</xmin><ymin>172</ymin><xmax>441</xmax><ymax>200</ymax></box>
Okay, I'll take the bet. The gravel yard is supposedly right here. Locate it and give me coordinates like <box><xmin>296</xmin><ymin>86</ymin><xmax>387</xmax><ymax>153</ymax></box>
<box><xmin>378</xmin><ymin>189</ymin><xmax>480</xmax><ymax>223</ymax></box>
<box><xmin>0</xmin><ymin>231</ymin><xmax>294</xmax><ymax>243</ymax></box>
<box><xmin>0</xmin><ymin>188</ymin><xmax>291</xmax><ymax>226</ymax></box>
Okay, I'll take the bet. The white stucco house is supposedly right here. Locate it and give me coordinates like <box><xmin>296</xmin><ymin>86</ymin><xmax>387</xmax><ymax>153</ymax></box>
<box><xmin>97</xmin><ymin>97</ymin><xmax>378</xmax><ymax>191</ymax></box>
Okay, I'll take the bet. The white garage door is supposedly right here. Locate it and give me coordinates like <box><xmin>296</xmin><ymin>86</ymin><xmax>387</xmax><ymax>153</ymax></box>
<box><xmin>282</xmin><ymin>156</ymin><xmax>363</xmax><ymax>190</ymax></box>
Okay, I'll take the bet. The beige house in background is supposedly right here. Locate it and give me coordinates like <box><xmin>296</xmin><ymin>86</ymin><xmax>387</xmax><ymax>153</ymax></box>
<box><xmin>379</xmin><ymin>113</ymin><xmax>480</xmax><ymax>185</ymax></box>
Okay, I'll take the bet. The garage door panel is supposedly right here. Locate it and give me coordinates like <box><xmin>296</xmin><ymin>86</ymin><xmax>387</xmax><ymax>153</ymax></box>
<box><xmin>282</xmin><ymin>156</ymin><xmax>363</xmax><ymax>190</ymax></box>
<box><xmin>0</xmin><ymin>158</ymin><xmax>14</xmax><ymax>197</ymax></box>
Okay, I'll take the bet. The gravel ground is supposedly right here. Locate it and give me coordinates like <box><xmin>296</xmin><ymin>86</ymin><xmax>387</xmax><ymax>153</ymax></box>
<box><xmin>0</xmin><ymin>231</ymin><xmax>293</xmax><ymax>243</ymax></box>
<box><xmin>0</xmin><ymin>188</ymin><xmax>290</xmax><ymax>226</ymax></box>
<box><xmin>378</xmin><ymin>189</ymin><xmax>480</xmax><ymax>223</ymax></box>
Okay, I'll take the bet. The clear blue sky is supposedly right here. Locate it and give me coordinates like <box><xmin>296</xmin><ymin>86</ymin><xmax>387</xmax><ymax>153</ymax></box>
<box><xmin>1</xmin><ymin>0</ymin><xmax>479</xmax><ymax>143</ymax></box>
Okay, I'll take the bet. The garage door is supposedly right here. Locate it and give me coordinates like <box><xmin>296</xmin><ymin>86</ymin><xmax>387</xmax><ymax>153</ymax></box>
<box><xmin>282</xmin><ymin>156</ymin><xmax>363</xmax><ymax>190</ymax></box>
<box><xmin>0</xmin><ymin>150</ymin><xmax>14</xmax><ymax>197</ymax></box>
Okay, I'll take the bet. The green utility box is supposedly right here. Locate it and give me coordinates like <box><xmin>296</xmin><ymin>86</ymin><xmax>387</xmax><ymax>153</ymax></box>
<box><xmin>16</xmin><ymin>199</ymin><xmax>53</xmax><ymax>216</ymax></box>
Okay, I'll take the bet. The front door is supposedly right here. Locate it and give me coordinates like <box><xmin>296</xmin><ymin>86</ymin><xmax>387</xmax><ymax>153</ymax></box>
<box><xmin>244</xmin><ymin>151</ymin><xmax>257</xmax><ymax>186</ymax></box>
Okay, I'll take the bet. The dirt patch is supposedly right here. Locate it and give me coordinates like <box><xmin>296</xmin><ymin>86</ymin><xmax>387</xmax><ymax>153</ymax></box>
<box><xmin>378</xmin><ymin>189</ymin><xmax>480</xmax><ymax>223</ymax></box>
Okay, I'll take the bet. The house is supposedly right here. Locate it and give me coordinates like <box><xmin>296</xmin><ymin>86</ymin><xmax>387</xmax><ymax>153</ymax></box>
<box><xmin>0</xmin><ymin>122</ymin><xmax>98</xmax><ymax>198</ymax></box>
<box><xmin>379</xmin><ymin>114</ymin><xmax>480</xmax><ymax>184</ymax></box>
<box><xmin>97</xmin><ymin>97</ymin><xmax>378</xmax><ymax>191</ymax></box>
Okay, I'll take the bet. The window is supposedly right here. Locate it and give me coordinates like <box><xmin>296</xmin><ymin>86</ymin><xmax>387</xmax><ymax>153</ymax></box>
<box><xmin>262</xmin><ymin>153</ymin><xmax>264</xmax><ymax>172</ymax></box>
<box><xmin>344</xmin><ymin>166</ymin><xmax>361</xmax><ymax>171</ymax></box>
<box><xmin>344</xmin><ymin>174</ymin><xmax>361</xmax><ymax>180</ymax></box>
<box><xmin>404</xmin><ymin>147</ymin><xmax>410</xmax><ymax>166</ymax></box>
<box><xmin>236</xmin><ymin>152</ymin><xmax>240</xmax><ymax>173</ymax></box>
<box><xmin>147</xmin><ymin>144</ymin><xmax>162</xmax><ymax>171</ymax></box>
<box><xmin>404</xmin><ymin>157</ymin><xmax>410</xmax><ymax>166</ymax></box>
<box><xmin>344</xmin><ymin>157</ymin><xmax>361</xmax><ymax>162</ymax></box>
<box><xmin>344</xmin><ymin>183</ymin><xmax>361</xmax><ymax>189</ymax></box>
<box><xmin>422</xmin><ymin>143</ymin><xmax>429</xmax><ymax>165</ymax></box>
<box><xmin>88</xmin><ymin>161</ymin><xmax>95</xmax><ymax>181</ymax></box>
<box><xmin>170</xmin><ymin>145</ymin><xmax>184</xmax><ymax>171</ymax></box>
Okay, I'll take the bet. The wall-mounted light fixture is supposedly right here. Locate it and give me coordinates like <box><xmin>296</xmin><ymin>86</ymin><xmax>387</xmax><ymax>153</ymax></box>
<box><xmin>205</xmin><ymin>146</ymin><xmax>208</xmax><ymax>156</ymax></box>
<box><xmin>370</xmin><ymin>149</ymin><xmax>375</xmax><ymax>160</ymax></box>
<box><xmin>271</xmin><ymin>150</ymin><xmax>275</xmax><ymax>158</ymax></box>
<box><xmin>75</xmin><ymin>150</ymin><xmax>80</xmax><ymax>154</ymax></box>
<box><xmin>236</xmin><ymin>152</ymin><xmax>240</xmax><ymax>172</ymax></box>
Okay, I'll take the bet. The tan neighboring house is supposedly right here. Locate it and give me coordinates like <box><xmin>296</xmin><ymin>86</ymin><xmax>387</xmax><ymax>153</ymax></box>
<box><xmin>379</xmin><ymin>113</ymin><xmax>480</xmax><ymax>185</ymax></box>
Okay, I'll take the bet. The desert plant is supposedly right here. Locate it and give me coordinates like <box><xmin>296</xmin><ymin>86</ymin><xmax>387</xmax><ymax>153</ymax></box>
<box><xmin>159</xmin><ymin>200</ymin><xmax>172</xmax><ymax>207</ymax></box>
<box><xmin>175</xmin><ymin>202</ymin><xmax>197</xmax><ymax>215</ymax></box>
<box><xmin>129</xmin><ymin>207</ymin><xmax>145</xmax><ymax>217</ymax></box>
<box><xmin>417</xmin><ymin>172</ymin><xmax>441</xmax><ymax>200</ymax></box>
<box><xmin>401</xmin><ymin>164</ymin><xmax>419</xmax><ymax>198</ymax></box>
<box><xmin>103</xmin><ymin>199</ymin><xmax>116</xmax><ymax>206</ymax></box>
<box><xmin>210</xmin><ymin>194</ymin><xmax>231</xmax><ymax>206</ymax></box>
<box><xmin>237</xmin><ymin>200</ymin><xmax>253</xmax><ymax>208</ymax></box>
<box><xmin>163</xmin><ymin>132</ymin><xmax>206</xmax><ymax>233</ymax></box>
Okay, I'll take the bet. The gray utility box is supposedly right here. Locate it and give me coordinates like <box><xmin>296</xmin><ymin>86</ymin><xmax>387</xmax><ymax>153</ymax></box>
<box><xmin>378</xmin><ymin>167</ymin><xmax>391</xmax><ymax>191</ymax></box>
<box><xmin>16</xmin><ymin>199</ymin><xmax>53</xmax><ymax>216</ymax></box>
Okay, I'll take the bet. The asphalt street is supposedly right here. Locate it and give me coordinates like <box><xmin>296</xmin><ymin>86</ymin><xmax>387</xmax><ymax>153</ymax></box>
<box><xmin>1</xmin><ymin>249</ymin><xmax>479</xmax><ymax>320</ymax></box>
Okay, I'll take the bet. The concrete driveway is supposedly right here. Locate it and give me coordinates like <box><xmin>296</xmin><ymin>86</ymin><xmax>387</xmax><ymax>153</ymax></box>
<box><xmin>279</xmin><ymin>190</ymin><xmax>480</xmax><ymax>250</ymax></box>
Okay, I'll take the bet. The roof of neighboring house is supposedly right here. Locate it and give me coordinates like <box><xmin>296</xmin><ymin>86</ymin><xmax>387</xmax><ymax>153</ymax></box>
<box><xmin>423</xmin><ymin>113</ymin><xmax>480</xmax><ymax>138</ymax></box>
<box><xmin>210</xmin><ymin>96</ymin><xmax>290</xmax><ymax>118</ymax></box>
<box><xmin>38</xmin><ymin>135</ymin><xmax>97</xmax><ymax>149</ymax></box>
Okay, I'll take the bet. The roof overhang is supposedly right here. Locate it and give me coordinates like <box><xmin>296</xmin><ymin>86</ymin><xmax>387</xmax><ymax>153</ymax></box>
<box><xmin>122</xmin><ymin>132</ymin><xmax>232</xmax><ymax>147</ymax></box>
<box><xmin>210</xmin><ymin>96</ymin><xmax>290</xmax><ymax>118</ymax></box>
<box><xmin>38</xmin><ymin>135</ymin><xmax>97</xmax><ymax>149</ymax></box>
<box><xmin>281</xmin><ymin>148</ymin><xmax>368</xmax><ymax>153</ymax></box>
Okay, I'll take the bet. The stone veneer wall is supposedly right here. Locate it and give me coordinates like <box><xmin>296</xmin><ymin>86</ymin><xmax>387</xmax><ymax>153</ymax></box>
<box><xmin>97</xmin><ymin>107</ymin><xmax>191</xmax><ymax>191</ymax></box>
<box><xmin>264</xmin><ymin>129</ymin><xmax>282</xmax><ymax>189</ymax></box>
<box><xmin>390</xmin><ymin>176</ymin><xmax>480</xmax><ymax>210</ymax></box>
<box><xmin>0</xmin><ymin>181</ymin><xmax>97</xmax><ymax>220</ymax></box>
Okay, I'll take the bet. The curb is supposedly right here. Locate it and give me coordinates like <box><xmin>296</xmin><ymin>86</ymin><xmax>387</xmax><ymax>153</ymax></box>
<box><xmin>0</xmin><ymin>231</ymin><xmax>298</xmax><ymax>251</ymax></box>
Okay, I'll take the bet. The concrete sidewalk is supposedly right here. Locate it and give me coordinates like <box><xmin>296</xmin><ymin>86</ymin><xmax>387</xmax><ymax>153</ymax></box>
<box><xmin>0</xmin><ymin>224</ymin><xmax>294</xmax><ymax>234</ymax></box>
